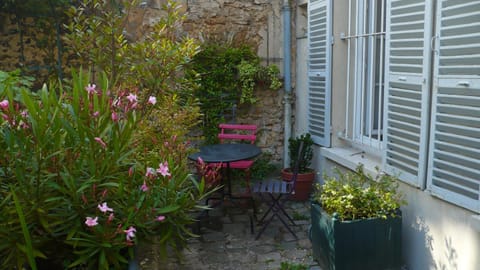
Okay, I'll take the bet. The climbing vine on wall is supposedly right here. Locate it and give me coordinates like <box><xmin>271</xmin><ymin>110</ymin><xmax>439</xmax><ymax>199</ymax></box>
<box><xmin>190</xmin><ymin>42</ymin><xmax>281</xmax><ymax>144</ymax></box>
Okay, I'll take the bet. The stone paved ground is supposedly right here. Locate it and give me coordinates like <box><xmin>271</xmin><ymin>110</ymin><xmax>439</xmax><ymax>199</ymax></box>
<box><xmin>138</xmin><ymin>195</ymin><xmax>322</xmax><ymax>270</ymax></box>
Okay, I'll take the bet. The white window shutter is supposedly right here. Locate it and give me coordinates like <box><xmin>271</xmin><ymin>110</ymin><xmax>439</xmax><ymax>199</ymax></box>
<box><xmin>383</xmin><ymin>0</ymin><xmax>433</xmax><ymax>188</ymax></box>
<box><xmin>307</xmin><ymin>0</ymin><xmax>332</xmax><ymax>147</ymax></box>
<box><xmin>427</xmin><ymin>1</ymin><xmax>480</xmax><ymax>213</ymax></box>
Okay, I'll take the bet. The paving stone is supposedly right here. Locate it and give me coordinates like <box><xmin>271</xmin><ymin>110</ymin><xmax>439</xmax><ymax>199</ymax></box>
<box><xmin>138</xmin><ymin>189</ymin><xmax>321</xmax><ymax>270</ymax></box>
<box><xmin>249</xmin><ymin>243</ymin><xmax>277</xmax><ymax>254</ymax></box>
<box><xmin>201</xmin><ymin>231</ymin><xmax>226</xmax><ymax>242</ymax></box>
<box><xmin>298</xmin><ymin>238</ymin><xmax>313</xmax><ymax>249</ymax></box>
<box><xmin>261</xmin><ymin>251</ymin><xmax>282</xmax><ymax>263</ymax></box>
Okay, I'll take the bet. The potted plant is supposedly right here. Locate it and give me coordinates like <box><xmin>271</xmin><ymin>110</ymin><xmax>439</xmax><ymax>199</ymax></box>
<box><xmin>309</xmin><ymin>165</ymin><xmax>406</xmax><ymax>270</ymax></box>
<box><xmin>281</xmin><ymin>133</ymin><xmax>315</xmax><ymax>201</ymax></box>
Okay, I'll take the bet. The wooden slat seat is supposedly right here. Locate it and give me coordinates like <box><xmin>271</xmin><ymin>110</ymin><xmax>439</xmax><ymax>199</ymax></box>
<box><xmin>215</xmin><ymin>123</ymin><xmax>257</xmax><ymax>193</ymax></box>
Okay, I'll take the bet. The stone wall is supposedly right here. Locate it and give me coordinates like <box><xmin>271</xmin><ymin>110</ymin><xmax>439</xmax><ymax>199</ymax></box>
<box><xmin>0</xmin><ymin>0</ymin><xmax>287</xmax><ymax>164</ymax></box>
<box><xmin>0</xmin><ymin>15</ymin><xmax>61</xmax><ymax>83</ymax></box>
<box><xmin>236</xmin><ymin>87</ymin><xmax>285</xmax><ymax>164</ymax></box>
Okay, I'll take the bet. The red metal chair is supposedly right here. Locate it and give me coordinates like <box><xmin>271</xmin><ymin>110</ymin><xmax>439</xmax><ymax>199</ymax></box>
<box><xmin>217</xmin><ymin>123</ymin><xmax>257</xmax><ymax>193</ymax></box>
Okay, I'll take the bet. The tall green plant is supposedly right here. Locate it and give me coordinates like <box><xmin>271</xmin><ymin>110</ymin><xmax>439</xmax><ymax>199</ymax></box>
<box><xmin>63</xmin><ymin>0</ymin><xmax>200</xmax><ymax>100</ymax></box>
<box><xmin>63</xmin><ymin>0</ymin><xmax>202</xmax><ymax>144</ymax></box>
<box><xmin>0</xmin><ymin>70</ymin><xmax>207</xmax><ymax>269</ymax></box>
<box><xmin>63</xmin><ymin>0</ymin><xmax>130</xmax><ymax>83</ymax></box>
<box><xmin>288</xmin><ymin>133</ymin><xmax>314</xmax><ymax>173</ymax></box>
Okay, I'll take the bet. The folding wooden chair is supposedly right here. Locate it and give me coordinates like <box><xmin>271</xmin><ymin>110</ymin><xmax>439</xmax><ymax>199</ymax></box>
<box><xmin>252</xmin><ymin>141</ymin><xmax>304</xmax><ymax>240</ymax></box>
<box><xmin>217</xmin><ymin>123</ymin><xmax>257</xmax><ymax>193</ymax></box>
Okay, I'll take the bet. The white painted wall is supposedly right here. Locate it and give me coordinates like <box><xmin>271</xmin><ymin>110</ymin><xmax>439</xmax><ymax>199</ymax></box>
<box><xmin>399</xmin><ymin>184</ymin><xmax>480</xmax><ymax>270</ymax></box>
<box><xmin>294</xmin><ymin>1</ymin><xmax>480</xmax><ymax>270</ymax></box>
<box><xmin>294</xmin><ymin>2</ymin><xmax>309</xmax><ymax>136</ymax></box>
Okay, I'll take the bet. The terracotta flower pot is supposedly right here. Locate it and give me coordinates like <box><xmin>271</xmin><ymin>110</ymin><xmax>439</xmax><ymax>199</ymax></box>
<box><xmin>281</xmin><ymin>168</ymin><xmax>315</xmax><ymax>201</ymax></box>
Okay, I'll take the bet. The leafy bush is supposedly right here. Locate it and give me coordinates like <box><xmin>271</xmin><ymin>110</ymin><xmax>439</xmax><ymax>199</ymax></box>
<box><xmin>63</xmin><ymin>0</ymin><xmax>200</xmax><ymax>100</ymax></box>
<box><xmin>0</xmin><ymin>1</ymin><xmax>218</xmax><ymax>268</ymax></box>
<box><xmin>0</xmin><ymin>70</ymin><xmax>208</xmax><ymax>269</ymax></box>
<box><xmin>312</xmin><ymin>165</ymin><xmax>406</xmax><ymax>221</ymax></box>
<box><xmin>189</xmin><ymin>43</ymin><xmax>281</xmax><ymax>144</ymax></box>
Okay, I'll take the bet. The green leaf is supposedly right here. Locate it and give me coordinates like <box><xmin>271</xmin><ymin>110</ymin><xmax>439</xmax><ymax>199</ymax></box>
<box><xmin>156</xmin><ymin>204</ymin><xmax>181</xmax><ymax>214</ymax></box>
<box><xmin>11</xmin><ymin>188</ymin><xmax>37</xmax><ymax>270</ymax></box>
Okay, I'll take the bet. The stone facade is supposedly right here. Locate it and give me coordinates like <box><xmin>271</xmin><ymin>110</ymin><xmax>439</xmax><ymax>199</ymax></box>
<box><xmin>0</xmin><ymin>15</ymin><xmax>60</xmax><ymax>83</ymax></box>
<box><xmin>0</xmin><ymin>0</ymin><xmax>287</xmax><ymax>164</ymax></box>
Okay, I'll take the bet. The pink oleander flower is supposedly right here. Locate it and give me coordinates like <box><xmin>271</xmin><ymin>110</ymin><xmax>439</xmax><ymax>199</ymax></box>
<box><xmin>140</xmin><ymin>180</ymin><xmax>149</xmax><ymax>192</ymax></box>
<box><xmin>85</xmin><ymin>216</ymin><xmax>98</xmax><ymax>227</ymax></box>
<box><xmin>98</xmin><ymin>202</ymin><xmax>114</xmax><ymax>213</ymax></box>
<box><xmin>145</xmin><ymin>167</ymin><xmax>156</xmax><ymax>178</ymax></box>
<box><xmin>107</xmin><ymin>213</ymin><xmax>115</xmax><ymax>223</ymax></box>
<box><xmin>148</xmin><ymin>96</ymin><xmax>157</xmax><ymax>105</ymax></box>
<box><xmin>94</xmin><ymin>137</ymin><xmax>107</xmax><ymax>148</ymax></box>
<box><xmin>101</xmin><ymin>189</ymin><xmax>108</xmax><ymax>198</ymax></box>
<box><xmin>126</xmin><ymin>93</ymin><xmax>137</xmax><ymax>103</ymax></box>
<box><xmin>92</xmin><ymin>111</ymin><xmax>100</xmax><ymax>117</ymax></box>
<box><xmin>124</xmin><ymin>226</ymin><xmax>136</xmax><ymax>241</ymax></box>
<box><xmin>157</xmin><ymin>162</ymin><xmax>171</xmax><ymax>177</ymax></box>
<box><xmin>0</xmin><ymin>100</ymin><xmax>9</xmax><ymax>110</ymax></box>
<box><xmin>85</xmin><ymin>84</ymin><xmax>97</xmax><ymax>95</ymax></box>
<box><xmin>20</xmin><ymin>122</ymin><xmax>29</xmax><ymax>129</ymax></box>
<box><xmin>20</xmin><ymin>110</ymin><xmax>28</xmax><ymax>118</ymax></box>
<box><xmin>111</xmin><ymin>111</ymin><xmax>119</xmax><ymax>122</ymax></box>
<box><xmin>156</xmin><ymin>215</ymin><xmax>166</xmax><ymax>222</ymax></box>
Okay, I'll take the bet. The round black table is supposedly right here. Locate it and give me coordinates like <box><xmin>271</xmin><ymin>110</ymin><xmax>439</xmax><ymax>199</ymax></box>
<box><xmin>188</xmin><ymin>143</ymin><xmax>261</xmax><ymax>163</ymax></box>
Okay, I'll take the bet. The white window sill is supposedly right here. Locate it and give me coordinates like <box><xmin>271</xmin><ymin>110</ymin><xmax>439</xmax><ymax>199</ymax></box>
<box><xmin>320</xmin><ymin>146</ymin><xmax>382</xmax><ymax>177</ymax></box>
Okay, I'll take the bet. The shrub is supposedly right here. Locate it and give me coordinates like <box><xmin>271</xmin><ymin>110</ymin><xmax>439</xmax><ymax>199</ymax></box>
<box><xmin>312</xmin><ymin>165</ymin><xmax>406</xmax><ymax>221</ymax></box>
<box><xmin>287</xmin><ymin>133</ymin><xmax>314</xmax><ymax>173</ymax></box>
<box><xmin>189</xmin><ymin>43</ymin><xmax>281</xmax><ymax>144</ymax></box>
<box><xmin>0</xmin><ymin>70</ymin><xmax>207</xmax><ymax>269</ymax></box>
<box><xmin>1</xmin><ymin>1</ymin><xmax>208</xmax><ymax>268</ymax></box>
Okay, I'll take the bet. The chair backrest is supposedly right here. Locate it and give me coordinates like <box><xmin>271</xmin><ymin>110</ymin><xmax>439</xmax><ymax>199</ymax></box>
<box><xmin>289</xmin><ymin>141</ymin><xmax>305</xmax><ymax>194</ymax></box>
<box><xmin>218</xmin><ymin>124</ymin><xmax>257</xmax><ymax>144</ymax></box>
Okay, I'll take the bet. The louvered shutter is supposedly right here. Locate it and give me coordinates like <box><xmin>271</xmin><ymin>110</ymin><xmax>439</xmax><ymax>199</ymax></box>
<box><xmin>383</xmin><ymin>0</ymin><xmax>433</xmax><ymax>188</ymax></box>
<box><xmin>427</xmin><ymin>1</ymin><xmax>480</xmax><ymax>213</ymax></box>
<box><xmin>307</xmin><ymin>0</ymin><xmax>332</xmax><ymax>146</ymax></box>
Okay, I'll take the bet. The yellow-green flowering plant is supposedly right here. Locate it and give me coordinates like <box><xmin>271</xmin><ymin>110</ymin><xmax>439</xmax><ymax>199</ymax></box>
<box><xmin>312</xmin><ymin>165</ymin><xmax>406</xmax><ymax>221</ymax></box>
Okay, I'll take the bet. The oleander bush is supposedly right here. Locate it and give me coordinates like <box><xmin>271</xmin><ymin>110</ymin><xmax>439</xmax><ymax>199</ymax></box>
<box><xmin>0</xmin><ymin>0</ymin><xmax>209</xmax><ymax>269</ymax></box>
<box><xmin>0</xmin><ymin>70</ymin><xmax>208</xmax><ymax>269</ymax></box>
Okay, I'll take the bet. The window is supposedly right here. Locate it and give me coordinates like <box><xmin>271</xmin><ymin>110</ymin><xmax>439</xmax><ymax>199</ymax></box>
<box><xmin>385</xmin><ymin>0</ymin><xmax>480</xmax><ymax>212</ymax></box>
<box><xmin>383</xmin><ymin>0</ymin><xmax>432</xmax><ymax>188</ymax></box>
<box><xmin>344</xmin><ymin>0</ymin><xmax>386</xmax><ymax>150</ymax></box>
<box><xmin>307</xmin><ymin>0</ymin><xmax>332</xmax><ymax>147</ymax></box>
<box><xmin>427</xmin><ymin>1</ymin><xmax>480</xmax><ymax>212</ymax></box>
<box><xmin>306</xmin><ymin>0</ymin><xmax>480</xmax><ymax>212</ymax></box>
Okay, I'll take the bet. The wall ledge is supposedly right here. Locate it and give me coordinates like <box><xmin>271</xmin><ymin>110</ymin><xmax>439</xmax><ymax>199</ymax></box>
<box><xmin>471</xmin><ymin>215</ymin><xmax>480</xmax><ymax>231</ymax></box>
<box><xmin>320</xmin><ymin>146</ymin><xmax>382</xmax><ymax>177</ymax></box>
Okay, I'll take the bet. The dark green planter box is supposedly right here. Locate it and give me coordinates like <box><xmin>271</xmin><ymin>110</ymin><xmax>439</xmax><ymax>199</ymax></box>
<box><xmin>309</xmin><ymin>201</ymin><xmax>402</xmax><ymax>270</ymax></box>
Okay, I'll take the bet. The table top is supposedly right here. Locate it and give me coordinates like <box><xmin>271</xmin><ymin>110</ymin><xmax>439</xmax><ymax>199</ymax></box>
<box><xmin>188</xmin><ymin>143</ymin><xmax>261</xmax><ymax>163</ymax></box>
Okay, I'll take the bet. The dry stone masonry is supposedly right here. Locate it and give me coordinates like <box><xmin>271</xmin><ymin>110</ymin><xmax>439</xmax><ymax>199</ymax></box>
<box><xmin>0</xmin><ymin>0</ymin><xmax>288</xmax><ymax>164</ymax></box>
